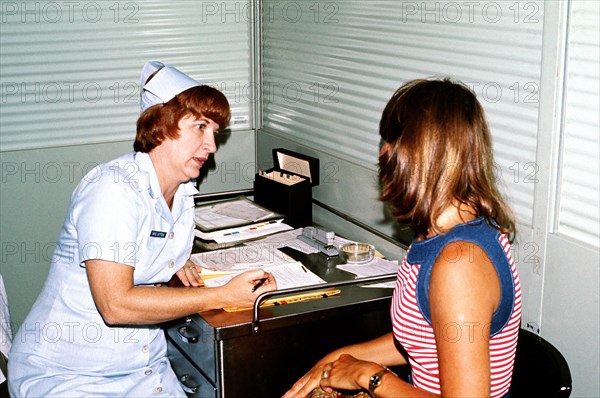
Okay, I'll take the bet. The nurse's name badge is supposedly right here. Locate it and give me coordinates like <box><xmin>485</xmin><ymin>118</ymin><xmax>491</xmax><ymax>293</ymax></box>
<box><xmin>150</xmin><ymin>230</ymin><xmax>167</xmax><ymax>238</ymax></box>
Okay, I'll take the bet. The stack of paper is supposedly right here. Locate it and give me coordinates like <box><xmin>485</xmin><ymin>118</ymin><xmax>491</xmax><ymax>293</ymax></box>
<box><xmin>194</xmin><ymin>196</ymin><xmax>278</xmax><ymax>231</ymax></box>
<box><xmin>194</xmin><ymin>197</ymin><xmax>292</xmax><ymax>244</ymax></box>
<box><xmin>337</xmin><ymin>257</ymin><xmax>399</xmax><ymax>288</ymax></box>
<box><xmin>194</xmin><ymin>220</ymin><xmax>293</xmax><ymax>244</ymax></box>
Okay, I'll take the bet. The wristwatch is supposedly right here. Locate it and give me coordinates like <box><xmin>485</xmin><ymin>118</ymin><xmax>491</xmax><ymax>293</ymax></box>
<box><xmin>368</xmin><ymin>367</ymin><xmax>391</xmax><ymax>396</ymax></box>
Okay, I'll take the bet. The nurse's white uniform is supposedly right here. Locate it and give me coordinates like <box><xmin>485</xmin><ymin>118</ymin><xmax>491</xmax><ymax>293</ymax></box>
<box><xmin>9</xmin><ymin>151</ymin><xmax>198</xmax><ymax>397</ymax></box>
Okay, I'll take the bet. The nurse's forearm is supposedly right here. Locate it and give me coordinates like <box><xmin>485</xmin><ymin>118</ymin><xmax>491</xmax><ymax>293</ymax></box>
<box><xmin>100</xmin><ymin>284</ymin><xmax>233</xmax><ymax>325</ymax></box>
<box><xmin>85</xmin><ymin>259</ymin><xmax>250</xmax><ymax>325</ymax></box>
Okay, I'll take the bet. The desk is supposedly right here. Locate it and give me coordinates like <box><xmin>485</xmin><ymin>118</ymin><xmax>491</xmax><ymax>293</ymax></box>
<box><xmin>164</xmin><ymin>246</ymin><xmax>396</xmax><ymax>398</ymax></box>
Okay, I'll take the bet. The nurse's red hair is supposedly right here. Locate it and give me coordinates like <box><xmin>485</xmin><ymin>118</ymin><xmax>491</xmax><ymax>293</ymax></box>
<box><xmin>134</xmin><ymin>85</ymin><xmax>230</xmax><ymax>153</ymax></box>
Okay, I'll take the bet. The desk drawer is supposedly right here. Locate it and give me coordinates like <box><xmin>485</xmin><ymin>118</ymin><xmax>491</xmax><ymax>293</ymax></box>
<box><xmin>166</xmin><ymin>316</ymin><xmax>216</xmax><ymax>382</ymax></box>
<box><xmin>167</xmin><ymin>340</ymin><xmax>217</xmax><ymax>398</ymax></box>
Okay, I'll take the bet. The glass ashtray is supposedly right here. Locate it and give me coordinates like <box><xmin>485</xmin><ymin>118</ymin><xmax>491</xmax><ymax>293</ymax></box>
<box><xmin>339</xmin><ymin>242</ymin><xmax>375</xmax><ymax>264</ymax></box>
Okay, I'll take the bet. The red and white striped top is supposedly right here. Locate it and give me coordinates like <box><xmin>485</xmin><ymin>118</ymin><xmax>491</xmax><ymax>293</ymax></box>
<box><xmin>391</xmin><ymin>233</ymin><xmax>522</xmax><ymax>397</ymax></box>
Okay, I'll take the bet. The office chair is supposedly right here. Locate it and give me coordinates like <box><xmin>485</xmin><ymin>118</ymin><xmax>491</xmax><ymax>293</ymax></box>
<box><xmin>510</xmin><ymin>328</ymin><xmax>572</xmax><ymax>397</ymax></box>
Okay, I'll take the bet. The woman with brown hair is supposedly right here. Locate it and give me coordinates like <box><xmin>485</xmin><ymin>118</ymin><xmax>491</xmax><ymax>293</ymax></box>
<box><xmin>8</xmin><ymin>61</ymin><xmax>276</xmax><ymax>397</ymax></box>
<box><xmin>284</xmin><ymin>78</ymin><xmax>521</xmax><ymax>398</ymax></box>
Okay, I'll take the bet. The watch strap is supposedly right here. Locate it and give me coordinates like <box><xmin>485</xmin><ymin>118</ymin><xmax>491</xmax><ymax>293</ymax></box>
<box><xmin>368</xmin><ymin>367</ymin><xmax>391</xmax><ymax>395</ymax></box>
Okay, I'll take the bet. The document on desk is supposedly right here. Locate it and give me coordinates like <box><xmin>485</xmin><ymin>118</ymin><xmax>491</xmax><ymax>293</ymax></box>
<box><xmin>195</xmin><ymin>219</ymin><xmax>293</xmax><ymax>244</ymax></box>
<box><xmin>337</xmin><ymin>257</ymin><xmax>399</xmax><ymax>288</ymax></box>
<box><xmin>194</xmin><ymin>196</ymin><xmax>283</xmax><ymax>233</ymax></box>
<box><xmin>243</xmin><ymin>228</ymin><xmax>316</xmax><ymax>252</ymax></box>
<box><xmin>202</xmin><ymin>261</ymin><xmax>326</xmax><ymax>289</ymax></box>
<box><xmin>190</xmin><ymin>245</ymin><xmax>296</xmax><ymax>272</ymax></box>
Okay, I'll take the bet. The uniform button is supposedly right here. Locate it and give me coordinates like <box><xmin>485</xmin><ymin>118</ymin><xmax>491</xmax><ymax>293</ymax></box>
<box><xmin>155</xmin><ymin>204</ymin><xmax>161</xmax><ymax>212</ymax></box>
<box><xmin>154</xmin><ymin>386</ymin><xmax>163</xmax><ymax>393</ymax></box>
<box><xmin>142</xmin><ymin>345</ymin><xmax>149</xmax><ymax>353</ymax></box>
<box><xmin>145</xmin><ymin>369</ymin><xmax>152</xmax><ymax>376</ymax></box>
<box><xmin>131</xmin><ymin>181</ymin><xmax>139</xmax><ymax>189</ymax></box>
<box><xmin>169</xmin><ymin>232</ymin><xmax>174</xmax><ymax>239</ymax></box>
<box><xmin>168</xmin><ymin>260</ymin><xmax>175</xmax><ymax>268</ymax></box>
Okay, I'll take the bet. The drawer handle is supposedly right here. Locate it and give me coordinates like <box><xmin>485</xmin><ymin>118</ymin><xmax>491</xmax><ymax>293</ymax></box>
<box><xmin>179</xmin><ymin>374</ymin><xmax>199</xmax><ymax>394</ymax></box>
<box><xmin>177</xmin><ymin>325</ymin><xmax>199</xmax><ymax>344</ymax></box>
<box><xmin>252</xmin><ymin>275</ymin><xmax>396</xmax><ymax>334</ymax></box>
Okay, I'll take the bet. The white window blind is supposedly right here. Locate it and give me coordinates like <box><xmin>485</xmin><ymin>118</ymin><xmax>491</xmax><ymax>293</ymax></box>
<box><xmin>261</xmin><ymin>0</ymin><xmax>544</xmax><ymax>226</ymax></box>
<box><xmin>0</xmin><ymin>0</ymin><xmax>253</xmax><ymax>151</ymax></box>
<box><xmin>556</xmin><ymin>0</ymin><xmax>600</xmax><ymax>247</ymax></box>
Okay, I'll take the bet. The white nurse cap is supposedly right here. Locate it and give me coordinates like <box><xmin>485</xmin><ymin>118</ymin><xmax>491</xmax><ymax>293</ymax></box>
<box><xmin>140</xmin><ymin>61</ymin><xmax>202</xmax><ymax>112</ymax></box>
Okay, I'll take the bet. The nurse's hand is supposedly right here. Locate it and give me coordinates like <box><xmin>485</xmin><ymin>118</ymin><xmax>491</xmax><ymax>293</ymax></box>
<box><xmin>223</xmin><ymin>269</ymin><xmax>277</xmax><ymax>308</ymax></box>
<box><xmin>175</xmin><ymin>259</ymin><xmax>205</xmax><ymax>287</ymax></box>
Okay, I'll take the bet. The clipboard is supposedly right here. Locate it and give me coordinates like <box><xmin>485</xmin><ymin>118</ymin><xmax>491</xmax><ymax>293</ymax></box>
<box><xmin>194</xmin><ymin>196</ymin><xmax>283</xmax><ymax>233</ymax></box>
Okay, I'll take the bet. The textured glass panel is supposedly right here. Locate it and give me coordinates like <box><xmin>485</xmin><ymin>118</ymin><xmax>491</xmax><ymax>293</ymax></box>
<box><xmin>261</xmin><ymin>0</ymin><xmax>544</xmax><ymax>226</ymax></box>
<box><xmin>557</xmin><ymin>0</ymin><xmax>600</xmax><ymax>247</ymax></box>
<box><xmin>0</xmin><ymin>0</ymin><xmax>252</xmax><ymax>150</ymax></box>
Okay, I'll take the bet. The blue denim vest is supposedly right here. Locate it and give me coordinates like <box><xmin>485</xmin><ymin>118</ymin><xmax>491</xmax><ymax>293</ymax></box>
<box><xmin>406</xmin><ymin>217</ymin><xmax>515</xmax><ymax>337</ymax></box>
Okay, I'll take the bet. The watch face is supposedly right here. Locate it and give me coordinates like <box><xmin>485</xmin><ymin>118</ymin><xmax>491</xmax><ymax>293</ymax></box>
<box><xmin>369</xmin><ymin>369</ymin><xmax>388</xmax><ymax>393</ymax></box>
<box><xmin>369</xmin><ymin>374</ymin><xmax>382</xmax><ymax>390</ymax></box>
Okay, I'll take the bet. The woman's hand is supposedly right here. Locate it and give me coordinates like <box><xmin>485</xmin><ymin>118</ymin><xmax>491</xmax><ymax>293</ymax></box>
<box><xmin>284</xmin><ymin>333</ymin><xmax>405</xmax><ymax>398</ymax></box>
<box><xmin>283</xmin><ymin>354</ymin><xmax>378</xmax><ymax>397</ymax></box>
<box><xmin>175</xmin><ymin>259</ymin><xmax>205</xmax><ymax>287</ymax></box>
<box><xmin>282</xmin><ymin>358</ymin><xmax>334</xmax><ymax>398</ymax></box>
<box><xmin>319</xmin><ymin>354</ymin><xmax>381</xmax><ymax>393</ymax></box>
<box><xmin>221</xmin><ymin>269</ymin><xmax>277</xmax><ymax>309</ymax></box>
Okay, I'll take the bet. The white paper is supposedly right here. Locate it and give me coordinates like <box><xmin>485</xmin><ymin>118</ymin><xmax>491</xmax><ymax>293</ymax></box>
<box><xmin>190</xmin><ymin>245</ymin><xmax>296</xmax><ymax>272</ymax></box>
<box><xmin>194</xmin><ymin>220</ymin><xmax>293</xmax><ymax>243</ymax></box>
<box><xmin>361</xmin><ymin>281</ymin><xmax>397</xmax><ymax>289</ymax></box>
<box><xmin>203</xmin><ymin>261</ymin><xmax>326</xmax><ymax>289</ymax></box>
<box><xmin>337</xmin><ymin>257</ymin><xmax>399</xmax><ymax>278</ymax></box>
<box><xmin>244</xmin><ymin>228</ymin><xmax>319</xmax><ymax>254</ymax></box>
<box><xmin>194</xmin><ymin>197</ymin><xmax>277</xmax><ymax>231</ymax></box>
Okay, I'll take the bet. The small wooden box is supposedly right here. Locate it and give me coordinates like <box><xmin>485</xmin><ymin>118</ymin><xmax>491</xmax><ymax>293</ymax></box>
<box><xmin>253</xmin><ymin>148</ymin><xmax>319</xmax><ymax>228</ymax></box>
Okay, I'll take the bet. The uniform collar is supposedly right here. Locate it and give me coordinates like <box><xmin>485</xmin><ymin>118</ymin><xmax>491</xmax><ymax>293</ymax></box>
<box><xmin>133</xmin><ymin>152</ymin><xmax>199</xmax><ymax>222</ymax></box>
<box><xmin>133</xmin><ymin>151</ymin><xmax>199</xmax><ymax>200</ymax></box>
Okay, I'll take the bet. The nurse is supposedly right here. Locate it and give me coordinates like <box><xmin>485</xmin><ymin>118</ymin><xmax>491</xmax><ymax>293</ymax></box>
<box><xmin>8</xmin><ymin>61</ymin><xmax>276</xmax><ymax>397</ymax></box>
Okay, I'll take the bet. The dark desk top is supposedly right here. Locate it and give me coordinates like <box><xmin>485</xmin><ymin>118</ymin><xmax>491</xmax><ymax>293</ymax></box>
<box><xmin>186</xmin><ymin>246</ymin><xmax>395</xmax><ymax>340</ymax></box>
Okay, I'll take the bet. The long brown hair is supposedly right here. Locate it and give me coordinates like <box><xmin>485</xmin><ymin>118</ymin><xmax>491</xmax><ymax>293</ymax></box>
<box><xmin>378</xmin><ymin>78</ymin><xmax>514</xmax><ymax>239</ymax></box>
<box><xmin>134</xmin><ymin>85</ymin><xmax>230</xmax><ymax>153</ymax></box>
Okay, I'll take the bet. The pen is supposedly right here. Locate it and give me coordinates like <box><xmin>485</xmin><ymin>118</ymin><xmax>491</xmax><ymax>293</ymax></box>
<box><xmin>251</xmin><ymin>277</ymin><xmax>268</xmax><ymax>293</ymax></box>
